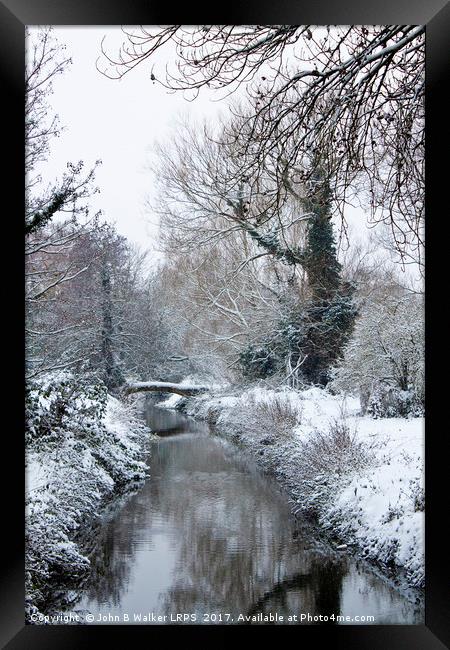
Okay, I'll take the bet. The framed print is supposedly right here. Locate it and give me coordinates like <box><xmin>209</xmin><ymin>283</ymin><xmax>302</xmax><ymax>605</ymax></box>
<box><xmin>1</xmin><ymin>0</ymin><xmax>449</xmax><ymax>647</ymax></box>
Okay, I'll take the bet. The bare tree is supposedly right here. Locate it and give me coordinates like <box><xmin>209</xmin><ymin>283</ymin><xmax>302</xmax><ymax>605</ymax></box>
<box><xmin>149</xmin><ymin>115</ymin><xmax>361</xmax><ymax>386</ymax></box>
<box><xmin>101</xmin><ymin>25</ymin><xmax>424</xmax><ymax>272</ymax></box>
<box><xmin>26</xmin><ymin>27</ymin><xmax>101</xmax><ymax>236</ymax></box>
<box><xmin>25</xmin><ymin>28</ymin><xmax>102</xmax><ymax>378</ymax></box>
<box><xmin>151</xmin><ymin>116</ymin><xmax>312</xmax><ymax>269</ymax></box>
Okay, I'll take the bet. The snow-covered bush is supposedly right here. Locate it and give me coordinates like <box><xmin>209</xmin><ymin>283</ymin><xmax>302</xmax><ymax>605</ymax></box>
<box><xmin>291</xmin><ymin>417</ymin><xmax>377</xmax><ymax>519</ymax></box>
<box><xmin>246</xmin><ymin>392</ymin><xmax>300</xmax><ymax>439</ymax></box>
<box><xmin>298</xmin><ymin>418</ymin><xmax>374</xmax><ymax>481</ymax></box>
<box><xmin>25</xmin><ymin>371</ymin><xmax>149</xmax><ymax>620</ymax></box>
<box><xmin>331</xmin><ymin>293</ymin><xmax>424</xmax><ymax>417</ymax></box>
<box><xmin>214</xmin><ymin>389</ymin><xmax>301</xmax><ymax>441</ymax></box>
<box><xmin>366</xmin><ymin>384</ymin><xmax>423</xmax><ymax>419</ymax></box>
<box><xmin>409</xmin><ymin>476</ymin><xmax>425</xmax><ymax>512</ymax></box>
<box><xmin>25</xmin><ymin>371</ymin><xmax>107</xmax><ymax>448</ymax></box>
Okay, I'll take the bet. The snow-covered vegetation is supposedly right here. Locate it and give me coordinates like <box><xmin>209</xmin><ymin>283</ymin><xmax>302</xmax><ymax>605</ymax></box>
<box><xmin>179</xmin><ymin>385</ymin><xmax>424</xmax><ymax>589</ymax></box>
<box><xmin>25</xmin><ymin>372</ymin><xmax>151</xmax><ymax>621</ymax></box>
<box><xmin>331</xmin><ymin>292</ymin><xmax>424</xmax><ymax>418</ymax></box>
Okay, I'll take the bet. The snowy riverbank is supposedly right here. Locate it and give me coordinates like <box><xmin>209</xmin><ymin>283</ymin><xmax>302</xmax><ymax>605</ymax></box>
<box><xmin>168</xmin><ymin>384</ymin><xmax>424</xmax><ymax>591</ymax></box>
<box><xmin>25</xmin><ymin>373</ymin><xmax>152</xmax><ymax>622</ymax></box>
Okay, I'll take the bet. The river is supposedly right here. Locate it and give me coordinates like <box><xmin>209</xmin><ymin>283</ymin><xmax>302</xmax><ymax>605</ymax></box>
<box><xmin>68</xmin><ymin>400</ymin><xmax>424</xmax><ymax>625</ymax></box>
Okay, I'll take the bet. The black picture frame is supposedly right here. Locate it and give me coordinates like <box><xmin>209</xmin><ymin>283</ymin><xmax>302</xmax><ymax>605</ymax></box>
<box><xmin>1</xmin><ymin>1</ymin><xmax>448</xmax><ymax>647</ymax></box>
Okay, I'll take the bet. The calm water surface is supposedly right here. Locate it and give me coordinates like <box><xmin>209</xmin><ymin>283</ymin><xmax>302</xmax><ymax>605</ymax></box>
<box><xmin>70</xmin><ymin>400</ymin><xmax>423</xmax><ymax>625</ymax></box>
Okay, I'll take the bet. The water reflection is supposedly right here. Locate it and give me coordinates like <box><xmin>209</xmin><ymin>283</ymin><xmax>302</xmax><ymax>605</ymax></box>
<box><xmin>144</xmin><ymin>403</ymin><xmax>208</xmax><ymax>437</ymax></box>
<box><xmin>70</xmin><ymin>403</ymin><xmax>423</xmax><ymax>625</ymax></box>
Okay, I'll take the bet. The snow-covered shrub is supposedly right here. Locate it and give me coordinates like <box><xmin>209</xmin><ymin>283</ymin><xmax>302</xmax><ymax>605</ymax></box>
<box><xmin>331</xmin><ymin>293</ymin><xmax>424</xmax><ymax>417</ymax></box>
<box><xmin>25</xmin><ymin>371</ymin><xmax>149</xmax><ymax>621</ymax></box>
<box><xmin>297</xmin><ymin>418</ymin><xmax>374</xmax><ymax>483</ymax></box>
<box><xmin>367</xmin><ymin>384</ymin><xmax>424</xmax><ymax>419</ymax></box>
<box><xmin>380</xmin><ymin>503</ymin><xmax>404</xmax><ymax>524</ymax></box>
<box><xmin>26</xmin><ymin>371</ymin><xmax>107</xmax><ymax>447</ymax></box>
<box><xmin>222</xmin><ymin>390</ymin><xmax>301</xmax><ymax>441</ymax></box>
<box><xmin>409</xmin><ymin>477</ymin><xmax>425</xmax><ymax>512</ymax></box>
<box><xmin>290</xmin><ymin>416</ymin><xmax>377</xmax><ymax>519</ymax></box>
<box><xmin>248</xmin><ymin>394</ymin><xmax>300</xmax><ymax>439</ymax></box>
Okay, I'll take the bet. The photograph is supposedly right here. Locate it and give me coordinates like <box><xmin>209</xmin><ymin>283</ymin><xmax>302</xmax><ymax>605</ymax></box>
<box><xmin>0</xmin><ymin>0</ymin><xmax>446</xmax><ymax>643</ymax></box>
<box><xmin>22</xmin><ymin>24</ymin><xmax>430</xmax><ymax>629</ymax></box>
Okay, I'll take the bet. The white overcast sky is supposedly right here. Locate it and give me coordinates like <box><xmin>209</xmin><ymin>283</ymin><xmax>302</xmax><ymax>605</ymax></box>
<box><xmin>29</xmin><ymin>26</ymin><xmax>227</xmax><ymax>257</ymax></box>
<box><xmin>28</xmin><ymin>25</ymin><xmax>420</xmax><ymax>284</ymax></box>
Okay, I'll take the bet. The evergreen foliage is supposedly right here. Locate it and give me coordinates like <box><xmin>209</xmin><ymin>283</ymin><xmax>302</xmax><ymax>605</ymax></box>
<box><xmin>239</xmin><ymin>172</ymin><xmax>357</xmax><ymax>386</ymax></box>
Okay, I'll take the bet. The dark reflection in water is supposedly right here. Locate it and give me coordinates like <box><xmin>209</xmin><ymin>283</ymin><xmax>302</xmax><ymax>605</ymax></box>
<box><xmin>144</xmin><ymin>403</ymin><xmax>207</xmax><ymax>437</ymax></box>
<box><xmin>70</xmin><ymin>402</ymin><xmax>423</xmax><ymax>625</ymax></box>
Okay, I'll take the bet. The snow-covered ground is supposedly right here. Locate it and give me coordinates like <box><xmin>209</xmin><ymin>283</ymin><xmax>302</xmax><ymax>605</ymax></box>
<box><xmin>26</xmin><ymin>387</ymin><xmax>152</xmax><ymax>621</ymax></box>
<box><xmin>155</xmin><ymin>392</ymin><xmax>185</xmax><ymax>409</ymax></box>
<box><xmin>178</xmin><ymin>385</ymin><xmax>424</xmax><ymax>590</ymax></box>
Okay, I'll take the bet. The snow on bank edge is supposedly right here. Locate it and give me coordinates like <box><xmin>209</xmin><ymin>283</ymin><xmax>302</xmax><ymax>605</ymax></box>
<box><xmin>180</xmin><ymin>386</ymin><xmax>424</xmax><ymax>590</ymax></box>
<box><xmin>26</xmin><ymin>395</ymin><xmax>151</xmax><ymax>622</ymax></box>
